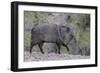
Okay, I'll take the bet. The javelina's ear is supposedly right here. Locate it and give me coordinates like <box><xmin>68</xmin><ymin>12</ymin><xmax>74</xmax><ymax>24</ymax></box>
<box><xmin>61</xmin><ymin>26</ymin><xmax>71</xmax><ymax>33</ymax></box>
<box><xmin>66</xmin><ymin>27</ymin><xmax>70</xmax><ymax>32</ymax></box>
<box><xmin>60</xmin><ymin>26</ymin><xmax>68</xmax><ymax>33</ymax></box>
<box><xmin>60</xmin><ymin>26</ymin><xmax>67</xmax><ymax>38</ymax></box>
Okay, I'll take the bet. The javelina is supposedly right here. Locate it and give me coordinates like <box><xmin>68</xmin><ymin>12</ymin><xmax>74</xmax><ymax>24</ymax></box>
<box><xmin>30</xmin><ymin>24</ymin><xmax>76</xmax><ymax>54</ymax></box>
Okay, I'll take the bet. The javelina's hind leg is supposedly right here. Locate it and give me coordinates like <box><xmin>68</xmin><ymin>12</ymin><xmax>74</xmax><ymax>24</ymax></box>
<box><xmin>30</xmin><ymin>44</ymin><xmax>33</xmax><ymax>54</ymax></box>
<box><xmin>30</xmin><ymin>41</ymin><xmax>36</xmax><ymax>54</ymax></box>
<box><xmin>38</xmin><ymin>43</ymin><xmax>44</xmax><ymax>54</ymax></box>
<box><xmin>29</xmin><ymin>43</ymin><xmax>34</xmax><ymax>58</ymax></box>
<box><xmin>56</xmin><ymin>43</ymin><xmax>61</xmax><ymax>54</ymax></box>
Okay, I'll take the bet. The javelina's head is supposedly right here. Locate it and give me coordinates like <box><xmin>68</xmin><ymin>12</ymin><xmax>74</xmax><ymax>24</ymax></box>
<box><xmin>60</xmin><ymin>26</ymin><xmax>74</xmax><ymax>45</ymax></box>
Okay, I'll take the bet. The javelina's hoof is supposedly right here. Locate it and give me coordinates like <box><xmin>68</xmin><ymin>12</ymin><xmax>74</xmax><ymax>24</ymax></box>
<box><xmin>41</xmin><ymin>52</ymin><xmax>44</xmax><ymax>54</ymax></box>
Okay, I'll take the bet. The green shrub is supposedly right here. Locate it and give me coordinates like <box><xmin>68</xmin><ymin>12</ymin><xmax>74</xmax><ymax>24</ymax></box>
<box><xmin>24</xmin><ymin>32</ymin><xmax>31</xmax><ymax>51</ymax></box>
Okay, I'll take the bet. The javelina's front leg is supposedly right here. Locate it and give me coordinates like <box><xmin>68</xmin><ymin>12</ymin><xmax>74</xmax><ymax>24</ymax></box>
<box><xmin>38</xmin><ymin>43</ymin><xmax>44</xmax><ymax>54</ymax></box>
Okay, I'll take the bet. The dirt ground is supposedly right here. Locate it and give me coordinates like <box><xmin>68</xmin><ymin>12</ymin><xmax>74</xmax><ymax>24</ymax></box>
<box><xmin>24</xmin><ymin>51</ymin><xmax>90</xmax><ymax>62</ymax></box>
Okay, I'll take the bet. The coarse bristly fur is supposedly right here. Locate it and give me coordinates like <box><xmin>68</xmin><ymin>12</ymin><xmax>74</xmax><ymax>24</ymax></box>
<box><xmin>30</xmin><ymin>24</ymin><xmax>79</xmax><ymax>54</ymax></box>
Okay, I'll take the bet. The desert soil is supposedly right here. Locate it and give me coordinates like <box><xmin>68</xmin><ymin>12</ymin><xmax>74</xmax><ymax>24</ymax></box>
<box><xmin>24</xmin><ymin>51</ymin><xmax>90</xmax><ymax>62</ymax></box>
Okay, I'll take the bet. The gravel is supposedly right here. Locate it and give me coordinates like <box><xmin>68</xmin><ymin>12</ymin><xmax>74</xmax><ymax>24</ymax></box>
<box><xmin>24</xmin><ymin>51</ymin><xmax>90</xmax><ymax>62</ymax></box>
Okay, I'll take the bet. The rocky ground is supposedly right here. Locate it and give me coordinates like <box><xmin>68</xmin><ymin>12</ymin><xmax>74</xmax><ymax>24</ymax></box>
<box><xmin>24</xmin><ymin>51</ymin><xmax>90</xmax><ymax>62</ymax></box>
